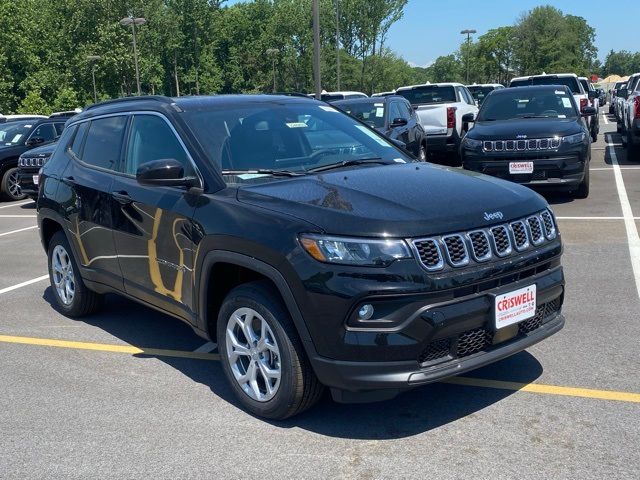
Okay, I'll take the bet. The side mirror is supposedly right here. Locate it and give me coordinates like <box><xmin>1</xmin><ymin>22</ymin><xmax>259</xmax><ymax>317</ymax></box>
<box><xmin>136</xmin><ymin>159</ymin><xmax>199</xmax><ymax>188</ymax></box>
<box><xmin>390</xmin><ymin>117</ymin><xmax>408</xmax><ymax>128</ymax></box>
<box><xmin>462</xmin><ymin>113</ymin><xmax>475</xmax><ymax>123</ymax></box>
<box><xmin>26</xmin><ymin>137</ymin><xmax>44</xmax><ymax>147</ymax></box>
<box><xmin>588</xmin><ymin>90</ymin><xmax>597</xmax><ymax>99</ymax></box>
<box><xmin>581</xmin><ymin>106</ymin><xmax>596</xmax><ymax>117</ymax></box>
<box><xmin>618</xmin><ymin>88</ymin><xmax>628</xmax><ymax>99</ymax></box>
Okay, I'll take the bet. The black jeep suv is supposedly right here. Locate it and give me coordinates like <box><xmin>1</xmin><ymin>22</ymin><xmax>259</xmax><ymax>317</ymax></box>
<box><xmin>37</xmin><ymin>95</ymin><xmax>565</xmax><ymax>419</ymax></box>
<box><xmin>0</xmin><ymin>115</ymin><xmax>70</xmax><ymax>201</ymax></box>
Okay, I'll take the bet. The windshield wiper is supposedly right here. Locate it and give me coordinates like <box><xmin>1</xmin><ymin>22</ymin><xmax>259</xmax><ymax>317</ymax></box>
<box><xmin>221</xmin><ymin>169</ymin><xmax>305</xmax><ymax>177</ymax></box>
<box><xmin>518</xmin><ymin>114</ymin><xmax>555</xmax><ymax>119</ymax></box>
<box><xmin>307</xmin><ymin>158</ymin><xmax>391</xmax><ymax>173</ymax></box>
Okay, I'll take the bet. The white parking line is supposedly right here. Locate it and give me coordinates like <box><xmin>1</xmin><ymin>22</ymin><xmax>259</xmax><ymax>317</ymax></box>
<box><xmin>556</xmin><ymin>216</ymin><xmax>640</xmax><ymax>220</ymax></box>
<box><xmin>0</xmin><ymin>215</ymin><xmax>37</xmax><ymax>218</ymax></box>
<box><xmin>602</xmin><ymin>114</ymin><xmax>609</xmax><ymax>125</ymax></box>
<box><xmin>591</xmin><ymin>166</ymin><xmax>640</xmax><ymax>171</ymax></box>
<box><xmin>0</xmin><ymin>225</ymin><xmax>38</xmax><ymax>237</ymax></box>
<box><xmin>193</xmin><ymin>341</ymin><xmax>217</xmax><ymax>353</ymax></box>
<box><xmin>608</xmin><ymin>141</ymin><xmax>640</xmax><ymax>299</ymax></box>
<box><xmin>0</xmin><ymin>201</ymin><xmax>33</xmax><ymax>209</ymax></box>
<box><xmin>0</xmin><ymin>275</ymin><xmax>49</xmax><ymax>295</ymax></box>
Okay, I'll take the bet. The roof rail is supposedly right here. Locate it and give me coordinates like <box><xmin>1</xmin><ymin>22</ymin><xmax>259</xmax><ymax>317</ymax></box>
<box><xmin>84</xmin><ymin>95</ymin><xmax>175</xmax><ymax>111</ymax></box>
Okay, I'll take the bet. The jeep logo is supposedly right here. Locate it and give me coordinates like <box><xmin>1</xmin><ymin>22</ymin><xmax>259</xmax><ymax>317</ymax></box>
<box><xmin>484</xmin><ymin>211</ymin><xmax>504</xmax><ymax>221</ymax></box>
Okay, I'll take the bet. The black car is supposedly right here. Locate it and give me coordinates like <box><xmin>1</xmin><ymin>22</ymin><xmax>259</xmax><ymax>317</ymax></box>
<box><xmin>461</xmin><ymin>85</ymin><xmax>594</xmax><ymax>198</ymax></box>
<box><xmin>0</xmin><ymin>115</ymin><xmax>70</xmax><ymax>201</ymax></box>
<box><xmin>17</xmin><ymin>142</ymin><xmax>57</xmax><ymax>200</ymax></box>
<box><xmin>38</xmin><ymin>95</ymin><xmax>564</xmax><ymax>419</ymax></box>
<box><xmin>597</xmin><ymin>88</ymin><xmax>606</xmax><ymax>107</ymax></box>
<box><xmin>333</xmin><ymin>96</ymin><xmax>427</xmax><ymax>160</ymax></box>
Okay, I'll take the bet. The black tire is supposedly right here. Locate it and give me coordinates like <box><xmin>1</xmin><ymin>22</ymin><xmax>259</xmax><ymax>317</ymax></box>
<box><xmin>0</xmin><ymin>167</ymin><xmax>27</xmax><ymax>201</ymax></box>
<box><xmin>217</xmin><ymin>281</ymin><xmax>324</xmax><ymax>419</ymax></box>
<box><xmin>627</xmin><ymin>130</ymin><xmax>640</xmax><ymax>159</ymax></box>
<box><xmin>574</xmin><ymin>166</ymin><xmax>590</xmax><ymax>199</ymax></box>
<box><xmin>47</xmin><ymin>231</ymin><xmax>103</xmax><ymax>317</ymax></box>
<box><xmin>591</xmin><ymin>129</ymin><xmax>597</xmax><ymax>143</ymax></box>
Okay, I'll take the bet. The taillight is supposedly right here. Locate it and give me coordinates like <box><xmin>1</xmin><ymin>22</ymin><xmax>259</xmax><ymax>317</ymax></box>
<box><xmin>634</xmin><ymin>96</ymin><xmax>640</xmax><ymax>119</ymax></box>
<box><xmin>447</xmin><ymin>107</ymin><xmax>456</xmax><ymax>129</ymax></box>
<box><xmin>580</xmin><ymin>98</ymin><xmax>588</xmax><ymax>111</ymax></box>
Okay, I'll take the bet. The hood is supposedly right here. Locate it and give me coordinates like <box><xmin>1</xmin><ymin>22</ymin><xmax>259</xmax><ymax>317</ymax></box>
<box><xmin>0</xmin><ymin>144</ymin><xmax>27</xmax><ymax>159</ymax></box>
<box><xmin>21</xmin><ymin>142</ymin><xmax>57</xmax><ymax>157</ymax></box>
<box><xmin>236</xmin><ymin>163</ymin><xmax>548</xmax><ymax>237</ymax></box>
<box><xmin>468</xmin><ymin>118</ymin><xmax>582</xmax><ymax>140</ymax></box>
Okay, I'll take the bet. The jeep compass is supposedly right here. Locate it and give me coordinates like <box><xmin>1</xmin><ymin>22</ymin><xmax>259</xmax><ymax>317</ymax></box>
<box><xmin>37</xmin><ymin>95</ymin><xmax>565</xmax><ymax>419</ymax></box>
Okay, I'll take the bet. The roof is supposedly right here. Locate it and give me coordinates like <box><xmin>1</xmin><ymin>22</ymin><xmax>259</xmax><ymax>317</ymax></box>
<box><xmin>511</xmin><ymin>73</ymin><xmax>579</xmax><ymax>81</ymax></box>
<box><xmin>492</xmin><ymin>85</ymin><xmax>572</xmax><ymax>94</ymax></box>
<box><xmin>332</xmin><ymin>96</ymin><xmax>405</xmax><ymax>106</ymax></box>
<box><xmin>396</xmin><ymin>82</ymin><xmax>463</xmax><ymax>91</ymax></box>
<box><xmin>467</xmin><ymin>84</ymin><xmax>503</xmax><ymax>88</ymax></box>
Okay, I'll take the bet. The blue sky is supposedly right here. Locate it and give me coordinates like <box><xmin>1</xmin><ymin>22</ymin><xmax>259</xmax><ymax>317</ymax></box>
<box><xmin>225</xmin><ymin>0</ymin><xmax>639</xmax><ymax>66</ymax></box>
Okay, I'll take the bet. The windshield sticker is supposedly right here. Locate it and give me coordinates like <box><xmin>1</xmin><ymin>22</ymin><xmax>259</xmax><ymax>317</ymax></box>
<box><xmin>354</xmin><ymin>125</ymin><xmax>390</xmax><ymax>146</ymax></box>
<box><xmin>376</xmin><ymin>107</ymin><xmax>384</xmax><ymax>117</ymax></box>
<box><xmin>558</xmin><ymin>115</ymin><xmax>567</xmax><ymax>118</ymax></box>
<box><xmin>393</xmin><ymin>158</ymin><xmax>406</xmax><ymax>163</ymax></box>
<box><xmin>319</xmin><ymin>105</ymin><xmax>338</xmax><ymax>112</ymax></box>
<box><xmin>286</xmin><ymin>122</ymin><xmax>308</xmax><ymax>129</ymax></box>
<box><xmin>555</xmin><ymin>90</ymin><xmax>565</xmax><ymax>95</ymax></box>
<box><xmin>561</xmin><ymin>98</ymin><xmax>572</xmax><ymax>108</ymax></box>
<box><xmin>235</xmin><ymin>174</ymin><xmax>270</xmax><ymax>180</ymax></box>
<box><xmin>374</xmin><ymin>103</ymin><xmax>383</xmax><ymax>107</ymax></box>
<box><xmin>11</xmin><ymin>134</ymin><xmax>23</xmax><ymax>143</ymax></box>
<box><xmin>24</xmin><ymin>124</ymin><xmax>32</xmax><ymax>128</ymax></box>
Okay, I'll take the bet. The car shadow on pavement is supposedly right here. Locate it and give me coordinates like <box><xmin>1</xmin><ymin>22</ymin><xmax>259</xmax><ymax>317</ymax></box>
<box><xmin>42</xmin><ymin>288</ymin><xmax>543</xmax><ymax>439</ymax></box>
<box><xmin>603</xmin><ymin>132</ymin><xmax>634</xmax><ymax>166</ymax></box>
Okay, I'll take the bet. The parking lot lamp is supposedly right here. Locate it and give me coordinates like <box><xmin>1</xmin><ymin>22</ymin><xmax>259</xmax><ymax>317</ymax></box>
<box><xmin>266</xmin><ymin>48</ymin><xmax>279</xmax><ymax>92</ymax></box>
<box><xmin>313</xmin><ymin>0</ymin><xmax>321</xmax><ymax>99</ymax></box>
<box><xmin>460</xmin><ymin>29</ymin><xmax>476</xmax><ymax>84</ymax></box>
<box><xmin>86</xmin><ymin>55</ymin><xmax>101</xmax><ymax>104</ymax></box>
<box><xmin>120</xmin><ymin>16</ymin><xmax>147</xmax><ymax>96</ymax></box>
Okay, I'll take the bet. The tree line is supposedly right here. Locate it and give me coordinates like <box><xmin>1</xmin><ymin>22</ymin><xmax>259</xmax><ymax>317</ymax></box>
<box><xmin>0</xmin><ymin>2</ymin><xmax>631</xmax><ymax>115</ymax></box>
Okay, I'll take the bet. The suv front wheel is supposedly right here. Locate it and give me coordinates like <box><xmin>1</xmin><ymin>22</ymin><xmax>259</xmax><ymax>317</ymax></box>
<box><xmin>1</xmin><ymin>167</ymin><xmax>27</xmax><ymax>201</ymax></box>
<box><xmin>217</xmin><ymin>281</ymin><xmax>324</xmax><ymax>419</ymax></box>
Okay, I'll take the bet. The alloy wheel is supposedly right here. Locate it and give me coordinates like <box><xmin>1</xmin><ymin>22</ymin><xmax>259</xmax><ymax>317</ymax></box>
<box><xmin>51</xmin><ymin>245</ymin><xmax>76</xmax><ymax>305</ymax></box>
<box><xmin>7</xmin><ymin>170</ymin><xmax>23</xmax><ymax>200</ymax></box>
<box><xmin>225</xmin><ymin>307</ymin><xmax>281</xmax><ymax>402</ymax></box>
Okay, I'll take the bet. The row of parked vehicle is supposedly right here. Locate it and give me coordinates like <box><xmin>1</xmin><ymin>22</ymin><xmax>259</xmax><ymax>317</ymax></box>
<box><xmin>611</xmin><ymin>73</ymin><xmax>640</xmax><ymax>158</ymax></box>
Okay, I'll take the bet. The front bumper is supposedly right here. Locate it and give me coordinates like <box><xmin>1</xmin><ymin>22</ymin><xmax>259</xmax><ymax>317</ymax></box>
<box><xmin>17</xmin><ymin>169</ymin><xmax>39</xmax><ymax>197</ymax></box>
<box><xmin>462</xmin><ymin>151</ymin><xmax>587</xmax><ymax>187</ymax></box>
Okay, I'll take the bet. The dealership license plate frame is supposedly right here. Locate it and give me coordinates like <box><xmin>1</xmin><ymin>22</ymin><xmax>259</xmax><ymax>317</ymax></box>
<box><xmin>509</xmin><ymin>161</ymin><xmax>534</xmax><ymax>174</ymax></box>
<box><xmin>494</xmin><ymin>284</ymin><xmax>537</xmax><ymax>330</ymax></box>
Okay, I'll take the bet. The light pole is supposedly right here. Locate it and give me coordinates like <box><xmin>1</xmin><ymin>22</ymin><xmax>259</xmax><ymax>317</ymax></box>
<box><xmin>266</xmin><ymin>48</ymin><xmax>279</xmax><ymax>92</ymax></box>
<box><xmin>335</xmin><ymin>0</ymin><xmax>340</xmax><ymax>91</ymax></box>
<box><xmin>460</xmin><ymin>29</ymin><xmax>476</xmax><ymax>84</ymax></box>
<box><xmin>86</xmin><ymin>55</ymin><xmax>101</xmax><ymax>104</ymax></box>
<box><xmin>120</xmin><ymin>16</ymin><xmax>147</xmax><ymax>96</ymax></box>
<box><xmin>312</xmin><ymin>0</ymin><xmax>321</xmax><ymax>99</ymax></box>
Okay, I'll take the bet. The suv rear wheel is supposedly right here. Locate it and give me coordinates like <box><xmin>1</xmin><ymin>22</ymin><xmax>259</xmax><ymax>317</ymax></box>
<box><xmin>47</xmin><ymin>231</ymin><xmax>103</xmax><ymax>317</ymax></box>
<box><xmin>217</xmin><ymin>281</ymin><xmax>324</xmax><ymax>419</ymax></box>
<box><xmin>574</xmin><ymin>167</ymin><xmax>590</xmax><ymax>199</ymax></box>
<box><xmin>1</xmin><ymin>167</ymin><xmax>27</xmax><ymax>201</ymax></box>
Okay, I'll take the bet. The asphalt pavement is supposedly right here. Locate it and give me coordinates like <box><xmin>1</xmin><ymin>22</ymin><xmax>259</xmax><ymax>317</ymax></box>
<box><xmin>0</xmin><ymin>113</ymin><xmax>638</xmax><ymax>479</ymax></box>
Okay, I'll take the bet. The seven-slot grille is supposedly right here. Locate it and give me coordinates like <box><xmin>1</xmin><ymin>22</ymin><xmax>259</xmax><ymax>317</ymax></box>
<box><xmin>18</xmin><ymin>156</ymin><xmax>48</xmax><ymax>167</ymax></box>
<box><xmin>483</xmin><ymin>137</ymin><xmax>561</xmax><ymax>152</ymax></box>
<box><xmin>412</xmin><ymin>210</ymin><xmax>557</xmax><ymax>272</ymax></box>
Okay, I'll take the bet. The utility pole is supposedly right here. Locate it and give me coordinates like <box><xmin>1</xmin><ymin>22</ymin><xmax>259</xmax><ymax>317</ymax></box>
<box><xmin>335</xmin><ymin>0</ymin><xmax>340</xmax><ymax>91</ymax></box>
<box><xmin>266</xmin><ymin>48</ymin><xmax>279</xmax><ymax>92</ymax></box>
<box><xmin>120</xmin><ymin>16</ymin><xmax>147</xmax><ymax>96</ymax></box>
<box><xmin>313</xmin><ymin>0</ymin><xmax>321</xmax><ymax>99</ymax></box>
<box><xmin>86</xmin><ymin>55</ymin><xmax>101</xmax><ymax>104</ymax></box>
<box><xmin>460</xmin><ymin>29</ymin><xmax>476</xmax><ymax>84</ymax></box>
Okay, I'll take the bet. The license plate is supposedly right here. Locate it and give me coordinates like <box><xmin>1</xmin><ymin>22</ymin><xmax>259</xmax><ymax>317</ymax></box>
<box><xmin>32</xmin><ymin>175</ymin><xmax>39</xmax><ymax>185</ymax></box>
<box><xmin>495</xmin><ymin>284</ymin><xmax>537</xmax><ymax>329</ymax></box>
<box><xmin>509</xmin><ymin>161</ymin><xmax>534</xmax><ymax>174</ymax></box>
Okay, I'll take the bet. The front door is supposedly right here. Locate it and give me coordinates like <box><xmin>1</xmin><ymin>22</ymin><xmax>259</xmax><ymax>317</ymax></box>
<box><xmin>110</xmin><ymin>113</ymin><xmax>199</xmax><ymax>322</ymax></box>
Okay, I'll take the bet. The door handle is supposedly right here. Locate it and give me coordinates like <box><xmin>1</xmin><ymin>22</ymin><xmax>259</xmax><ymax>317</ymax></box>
<box><xmin>63</xmin><ymin>176</ymin><xmax>75</xmax><ymax>182</ymax></box>
<box><xmin>112</xmin><ymin>191</ymin><xmax>132</xmax><ymax>204</ymax></box>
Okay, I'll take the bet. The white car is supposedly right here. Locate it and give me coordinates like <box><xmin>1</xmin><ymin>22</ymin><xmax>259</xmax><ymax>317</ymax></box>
<box><xmin>510</xmin><ymin>73</ymin><xmax>589</xmax><ymax>112</ymax></box>
<box><xmin>0</xmin><ymin>114</ymin><xmax>47</xmax><ymax>123</ymax></box>
<box><xmin>395</xmin><ymin>82</ymin><xmax>478</xmax><ymax>161</ymax></box>
<box><xmin>310</xmin><ymin>91</ymin><xmax>368</xmax><ymax>102</ymax></box>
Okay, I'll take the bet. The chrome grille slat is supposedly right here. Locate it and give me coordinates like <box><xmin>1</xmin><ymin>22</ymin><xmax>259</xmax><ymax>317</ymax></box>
<box><xmin>467</xmin><ymin>230</ymin><xmax>492</xmax><ymax>262</ymax></box>
<box><xmin>483</xmin><ymin>138</ymin><xmax>562</xmax><ymax>152</ymax></box>
<box><xmin>489</xmin><ymin>225</ymin><xmax>512</xmax><ymax>257</ymax></box>
<box><xmin>540</xmin><ymin>210</ymin><xmax>557</xmax><ymax>239</ymax></box>
<box><xmin>412</xmin><ymin>238</ymin><xmax>444</xmax><ymax>271</ymax></box>
<box><xmin>442</xmin><ymin>234</ymin><xmax>469</xmax><ymax>267</ymax></box>
<box><xmin>527</xmin><ymin>216</ymin><xmax>545</xmax><ymax>245</ymax></box>
<box><xmin>509</xmin><ymin>221</ymin><xmax>530</xmax><ymax>251</ymax></box>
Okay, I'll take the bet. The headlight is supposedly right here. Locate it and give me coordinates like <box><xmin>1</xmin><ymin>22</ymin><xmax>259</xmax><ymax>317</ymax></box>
<box><xmin>462</xmin><ymin>137</ymin><xmax>483</xmax><ymax>150</ymax></box>
<box><xmin>563</xmin><ymin>132</ymin><xmax>586</xmax><ymax>145</ymax></box>
<box><xmin>299</xmin><ymin>234</ymin><xmax>412</xmax><ymax>267</ymax></box>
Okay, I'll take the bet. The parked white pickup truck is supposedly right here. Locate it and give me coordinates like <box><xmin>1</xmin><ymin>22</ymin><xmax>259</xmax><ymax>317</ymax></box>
<box><xmin>620</xmin><ymin>73</ymin><xmax>640</xmax><ymax>157</ymax></box>
<box><xmin>395</xmin><ymin>82</ymin><xmax>478</xmax><ymax>161</ymax></box>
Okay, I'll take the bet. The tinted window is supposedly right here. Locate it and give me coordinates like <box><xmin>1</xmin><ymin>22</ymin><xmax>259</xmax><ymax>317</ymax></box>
<box><xmin>397</xmin><ymin>101</ymin><xmax>412</xmax><ymax>120</ymax></box>
<box><xmin>0</xmin><ymin>121</ymin><xmax>32</xmax><ymax>145</ymax></box>
<box><xmin>54</xmin><ymin>123</ymin><xmax>65</xmax><ymax>136</ymax></box>
<box><xmin>82</xmin><ymin>116</ymin><xmax>127</xmax><ymax>171</ymax></box>
<box><xmin>69</xmin><ymin>122</ymin><xmax>88</xmax><ymax>158</ymax></box>
<box><xmin>510</xmin><ymin>76</ymin><xmax>581</xmax><ymax>94</ymax></box>
<box><xmin>478</xmin><ymin>88</ymin><xmax>578</xmax><ymax>121</ymax></box>
<box><xmin>468</xmin><ymin>86</ymin><xmax>495</xmax><ymax>101</ymax></box>
<box><xmin>397</xmin><ymin>86</ymin><xmax>457</xmax><ymax>105</ymax></box>
<box><xmin>335</xmin><ymin>101</ymin><xmax>386</xmax><ymax>128</ymax></box>
<box><xmin>124</xmin><ymin>115</ymin><xmax>192</xmax><ymax>176</ymax></box>
<box><xmin>30</xmin><ymin>123</ymin><xmax>56</xmax><ymax>143</ymax></box>
<box><xmin>388</xmin><ymin>102</ymin><xmax>402</xmax><ymax>121</ymax></box>
<box><xmin>579</xmin><ymin>79</ymin><xmax>590</xmax><ymax>92</ymax></box>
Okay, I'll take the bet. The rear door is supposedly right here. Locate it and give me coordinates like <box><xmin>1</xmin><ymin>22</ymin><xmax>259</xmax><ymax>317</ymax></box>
<box><xmin>110</xmin><ymin>113</ymin><xmax>200</xmax><ymax>322</ymax></box>
<box><xmin>60</xmin><ymin>116</ymin><xmax>127</xmax><ymax>290</ymax></box>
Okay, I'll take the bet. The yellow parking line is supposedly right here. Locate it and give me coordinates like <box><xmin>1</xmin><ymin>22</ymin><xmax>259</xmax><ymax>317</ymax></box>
<box><xmin>1</xmin><ymin>333</ymin><xmax>639</xmax><ymax>404</ymax></box>
<box><xmin>0</xmin><ymin>334</ymin><xmax>220</xmax><ymax>361</ymax></box>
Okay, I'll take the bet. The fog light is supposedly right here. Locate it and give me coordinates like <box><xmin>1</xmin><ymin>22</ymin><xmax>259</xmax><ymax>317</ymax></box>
<box><xmin>358</xmin><ymin>304</ymin><xmax>374</xmax><ymax>320</ymax></box>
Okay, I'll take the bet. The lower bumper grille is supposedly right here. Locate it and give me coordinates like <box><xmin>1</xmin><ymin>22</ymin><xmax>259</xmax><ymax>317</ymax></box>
<box><xmin>417</xmin><ymin>296</ymin><xmax>562</xmax><ymax>365</ymax></box>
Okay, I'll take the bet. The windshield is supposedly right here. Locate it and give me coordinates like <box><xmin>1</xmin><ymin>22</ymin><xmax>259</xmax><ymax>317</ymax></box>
<box><xmin>477</xmin><ymin>88</ymin><xmax>578</xmax><ymax>121</ymax></box>
<box><xmin>396</xmin><ymin>86</ymin><xmax>456</xmax><ymax>105</ymax></box>
<box><xmin>0</xmin><ymin>121</ymin><xmax>32</xmax><ymax>146</ymax></box>
<box><xmin>334</xmin><ymin>101</ymin><xmax>386</xmax><ymax>128</ymax></box>
<box><xmin>510</xmin><ymin>76</ymin><xmax>581</xmax><ymax>94</ymax></box>
<box><xmin>184</xmin><ymin>102</ymin><xmax>410</xmax><ymax>184</ymax></box>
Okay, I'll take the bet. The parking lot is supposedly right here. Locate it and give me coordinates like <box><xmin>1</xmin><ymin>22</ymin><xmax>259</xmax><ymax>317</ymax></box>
<box><xmin>0</xmin><ymin>114</ymin><xmax>638</xmax><ymax>479</ymax></box>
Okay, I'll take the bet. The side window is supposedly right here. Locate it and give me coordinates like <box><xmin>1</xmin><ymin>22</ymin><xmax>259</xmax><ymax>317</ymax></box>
<box><xmin>397</xmin><ymin>101</ymin><xmax>412</xmax><ymax>120</ymax></box>
<box><xmin>82</xmin><ymin>116</ymin><xmax>127</xmax><ymax>171</ymax></box>
<box><xmin>462</xmin><ymin>88</ymin><xmax>475</xmax><ymax>105</ymax></box>
<box><xmin>54</xmin><ymin>123</ymin><xmax>65</xmax><ymax>136</ymax></box>
<box><xmin>69</xmin><ymin>122</ymin><xmax>88</xmax><ymax>158</ymax></box>
<box><xmin>124</xmin><ymin>115</ymin><xmax>193</xmax><ymax>176</ymax></box>
<box><xmin>30</xmin><ymin>123</ymin><xmax>56</xmax><ymax>142</ymax></box>
<box><xmin>388</xmin><ymin>102</ymin><xmax>402</xmax><ymax>122</ymax></box>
